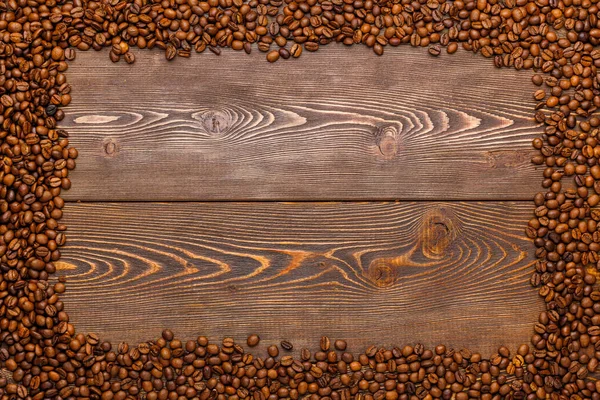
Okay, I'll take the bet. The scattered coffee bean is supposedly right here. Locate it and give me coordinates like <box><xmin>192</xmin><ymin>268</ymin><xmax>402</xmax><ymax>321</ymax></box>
<box><xmin>334</xmin><ymin>339</ymin><xmax>347</xmax><ymax>351</ymax></box>
<box><xmin>320</xmin><ymin>336</ymin><xmax>331</xmax><ymax>351</ymax></box>
<box><xmin>267</xmin><ymin>50</ymin><xmax>280</xmax><ymax>63</ymax></box>
<box><xmin>267</xmin><ymin>344</ymin><xmax>279</xmax><ymax>357</ymax></box>
<box><xmin>290</xmin><ymin>44</ymin><xmax>303</xmax><ymax>58</ymax></box>
<box><xmin>247</xmin><ymin>334</ymin><xmax>260</xmax><ymax>347</ymax></box>
<box><xmin>428</xmin><ymin>45</ymin><xmax>441</xmax><ymax>56</ymax></box>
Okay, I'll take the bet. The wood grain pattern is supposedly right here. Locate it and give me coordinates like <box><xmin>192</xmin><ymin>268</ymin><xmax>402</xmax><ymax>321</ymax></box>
<box><xmin>62</xmin><ymin>46</ymin><xmax>541</xmax><ymax>201</ymax></box>
<box><xmin>58</xmin><ymin>201</ymin><xmax>541</xmax><ymax>354</ymax></box>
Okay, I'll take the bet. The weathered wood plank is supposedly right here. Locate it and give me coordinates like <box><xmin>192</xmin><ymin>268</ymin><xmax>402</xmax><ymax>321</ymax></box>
<box><xmin>58</xmin><ymin>201</ymin><xmax>541</xmax><ymax>354</ymax></box>
<box><xmin>63</xmin><ymin>47</ymin><xmax>541</xmax><ymax>201</ymax></box>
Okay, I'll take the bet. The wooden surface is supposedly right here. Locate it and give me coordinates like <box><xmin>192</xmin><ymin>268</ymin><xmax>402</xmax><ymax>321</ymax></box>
<box><xmin>59</xmin><ymin>202</ymin><xmax>541</xmax><ymax>354</ymax></box>
<box><xmin>63</xmin><ymin>46</ymin><xmax>540</xmax><ymax>201</ymax></box>
<box><xmin>58</xmin><ymin>46</ymin><xmax>543</xmax><ymax>354</ymax></box>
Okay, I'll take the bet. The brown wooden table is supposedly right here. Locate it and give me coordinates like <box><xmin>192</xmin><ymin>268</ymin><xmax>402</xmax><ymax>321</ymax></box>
<box><xmin>58</xmin><ymin>45</ymin><xmax>543</xmax><ymax>355</ymax></box>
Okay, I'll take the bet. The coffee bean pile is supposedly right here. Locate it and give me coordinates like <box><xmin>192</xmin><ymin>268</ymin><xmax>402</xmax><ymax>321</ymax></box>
<box><xmin>1</xmin><ymin>0</ymin><xmax>600</xmax><ymax>397</ymax></box>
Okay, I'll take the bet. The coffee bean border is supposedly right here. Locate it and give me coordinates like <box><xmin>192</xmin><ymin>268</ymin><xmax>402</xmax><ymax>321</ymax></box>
<box><xmin>0</xmin><ymin>0</ymin><xmax>599</xmax><ymax>398</ymax></box>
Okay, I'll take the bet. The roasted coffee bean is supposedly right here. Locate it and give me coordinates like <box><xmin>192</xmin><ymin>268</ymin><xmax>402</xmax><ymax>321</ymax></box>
<box><xmin>428</xmin><ymin>45</ymin><xmax>441</xmax><ymax>56</ymax></box>
<box><xmin>267</xmin><ymin>345</ymin><xmax>279</xmax><ymax>357</ymax></box>
<box><xmin>290</xmin><ymin>44</ymin><xmax>302</xmax><ymax>58</ymax></box>
<box><xmin>166</xmin><ymin>45</ymin><xmax>177</xmax><ymax>60</ymax></box>
<box><xmin>124</xmin><ymin>52</ymin><xmax>136</xmax><ymax>64</ymax></box>
<box><xmin>46</xmin><ymin>105</ymin><xmax>57</xmax><ymax>116</ymax></box>
<box><xmin>64</xmin><ymin>48</ymin><xmax>76</xmax><ymax>61</ymax></box>
<box><xmin>279</xmin><ymin>48</ymin><xmax>291</xmax><ymax>59</ymax></box>
<box><xmin>266</xmin><ymin>50</ymin><xmax>280</xmax><ymax>63</ymax></box>
<box><xmin>334</xmin><ymin>340</ymin><xmax>347</xmax><ymax>351</ymax></box>
<box><xmin>247</xmin><ymin>334</ymin><xmax>260</xmax><ymax>347</ymax></box>
<box><xmin>320</xmin><ymin>336</ymin><xmax>331</xmax><ymax>351</ymax></box>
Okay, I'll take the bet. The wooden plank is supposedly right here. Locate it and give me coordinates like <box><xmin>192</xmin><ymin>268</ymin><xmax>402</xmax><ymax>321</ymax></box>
<box><xmin>58</xmin><ymin>201</ymin><xmax>541</xmax><ymax>354</ymax></box>
<box><xmin>62</xmin><ymin>47</ymin><xmax>541</xmax><ymax>201</ymax></box>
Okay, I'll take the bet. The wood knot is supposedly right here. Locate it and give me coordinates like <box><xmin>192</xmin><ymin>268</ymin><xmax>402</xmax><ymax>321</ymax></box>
<box><xmin>420</xmin><ymin>207</ymin><xmax>459</xmax><ymax>260</ymax></box>
<box><xmin>199</xmin><ymin>110</ymin><xmax>231</xmax><ymax>136</ymax></box>
<box><xmin>227</xmin><ymin>284</ymin><xmax>238</xmax><ymax>293</ymax></box>
<box><xmin>103</xmin><ymin>138</ymin><xmax>118</xmax><ymax>156</ymax></box>
<box><xmin>374</xmin><ymin>125</ymin><xmax>400</xmax><ymax>158</ymax></box>
<box><xmin>365</xmin><ymin>259</ymin><xmax>397</xmax><ymax>288</ymax></box>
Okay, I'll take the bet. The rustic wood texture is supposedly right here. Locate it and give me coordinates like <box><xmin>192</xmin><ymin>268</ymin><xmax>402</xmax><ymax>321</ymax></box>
<box><xmin>57</xmin><ymin>46</ymin><xmax>543</xmax><ymax>353</ymax></box>
<box><xmin>58</xmin><ymin>201</ymin><xmax>541</xmax><ymax>354</ymax></box>
<box><xmin>62</xmin><ymin>46</ymin><xmax>541</xmax><ymax>201</ymax></box>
